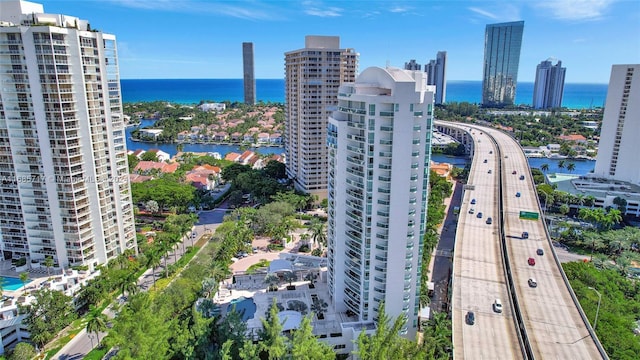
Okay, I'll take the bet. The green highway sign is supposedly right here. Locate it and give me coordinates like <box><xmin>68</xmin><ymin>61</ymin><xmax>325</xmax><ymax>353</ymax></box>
<box><xmin>519</xmin><ymin>211</ymin><xmax>539</xmax><ymax>220</ymax></box>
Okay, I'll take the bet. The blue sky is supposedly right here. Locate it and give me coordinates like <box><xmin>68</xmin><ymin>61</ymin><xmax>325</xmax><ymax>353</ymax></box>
<box><xmin>35</xmin><ymin>0</ymin><xmax>640</xmax><ymax>83</ymax></box>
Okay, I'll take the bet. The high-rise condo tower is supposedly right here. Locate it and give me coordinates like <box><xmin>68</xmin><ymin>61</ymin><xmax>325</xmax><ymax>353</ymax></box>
<box><xmin>594</xmin><ymin>64</ymin><xmax>640</xmax><ymax>184</ymax></box>
<box><xmin>284</xmin><ymin>36</ymin><xmax>358</xmax><ymax>198</ymax></box>
<box><xmin>482</xmin><ymin>21</ymin><xmax>524</xmax><ymax>107</ymax></box>
<box><xmin>243</xmin><ymin>42</ymin><xmax>256</xmax><ymax>105</ymax></box>
<box><xmin>0</xmin><ymin>0</ymin><xmax>136</xmax><ymax>269</ymax></box>
<box><xmin>425</xmin><ymin>51</ymin><xmax>447</xmax><ymax>105</ymax></box>
<box><xmin>327</xmin><ymin>66</ymin><xmax>434</xmax><ymax>339</ymax></box>
<box><xmin>533</xmin><ymin>59</ymin><xmax>566</xmax><ymax>109</ymax></box>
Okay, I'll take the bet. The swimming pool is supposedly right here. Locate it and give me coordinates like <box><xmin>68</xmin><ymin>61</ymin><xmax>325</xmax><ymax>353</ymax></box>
<box><xmin>1</xmin><ymin>276</ymin><xmax>32</xmax><ymax>291</ymax></box>
<box><xmin>228</xmin><ymin>296</ymin><xmax>257</xmax><ymax>321</ymax></box>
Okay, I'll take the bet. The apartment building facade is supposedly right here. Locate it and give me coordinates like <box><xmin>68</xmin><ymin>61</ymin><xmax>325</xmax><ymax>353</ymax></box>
<box><xmin>0</xmin><ymin>0</ymin><xmax>136</xmax><ymax>269</ymax></box>
<box><xmin>327</xmin><ymin>66</ymin><xmax>434</xmax><ymax>338</ymax></box>
<box><xmin>425</xmin><ymin>51</ymin><xmax>447</xmax><ymax>105</ymax></box>
<box><xmin>533</xmin><ymin>59</ymin><xmax>566</xmax><ymax>109</ymax></box>
<box><xmin>284</xmin><ymin>35</ymin><xmax>358</xmax><ymax>198</ymax></box>
<box><xmin>594</xmin><ymin>64</ymin><xmax>640</xmax><ymax>184</ymax></box>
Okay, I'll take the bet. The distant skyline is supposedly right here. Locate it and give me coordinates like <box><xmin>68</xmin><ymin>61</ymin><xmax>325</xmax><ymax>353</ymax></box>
<box><xmin>35</xmin><ymin>0</ymin><xmax>640</xmax><ymax>83</ymax></box>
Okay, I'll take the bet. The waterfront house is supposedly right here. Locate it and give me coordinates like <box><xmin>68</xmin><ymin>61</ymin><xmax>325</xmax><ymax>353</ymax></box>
<box><xmin>238</xmin><ymin>150</ymin><xmax>256</xmax><ymax>165</ymax></box>
<box><xmin>139</xmin><ymin>128</ymin><xmax>163</xmax><ymax>140</ymax></box>
<box><xmin>134</xmin><ymin>161</ymin><xmax>179</xmax><ymax>175</ymax></box>
<box><xmin>243</xmin><ymin>133</ymin><xmax>255</xmax><ymax>143</ymax></box>
<box><xmin>214</xmin><ymin>132</ymin><xmax>228</xmax><ymax>142</ymax></box>
<box><xmin>231</xmin><ymin>132</ymin><xmax>243</xmax><ymax>143</ymax></box>
<box><xmin>146</xmin><ymin>149</ymin><xmax>171</xmax><ymax>162</ymax></box>
<box><xmin>270</xmin><ymin>133</ymin><xmax>282</xmax><ymax>145</ymax></box>
<box><xmin>225</xmin><ymin>152</ymin><xmax>242</xmax><ymax>162</ymax></box>
<box><xmin>177</xmin><ymin>131</ymin><xmax>190</xmax><ymax>141</ymax></box>
<box><xmin>128</xmin><ymin>149</ymin><xmax>146</xmax><ymax>159</ymax></box>
<box><xmin>558</xmin><ymin>134</ymin><xmax>587</xmax><ymax>143</ymax></box>
<box><xmin>257</xmin><ymin>133</ymin><xmax>270</xmax><ymax>144</ymax></box>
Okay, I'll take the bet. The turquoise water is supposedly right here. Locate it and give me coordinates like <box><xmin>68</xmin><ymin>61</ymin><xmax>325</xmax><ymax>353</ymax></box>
<box><xmin>1</xmin><ymin>276</ymin><xmax>32</xmax><ymax>291</ymax></box>
<box><xmin>120</xmin><ymin>79</ymin><xmax>607</xmax><ymax>110</ymax></box>
<box><xmin>228</xmin><ymin>296</ymin><xmax>257</xmax><ymax>321</ymax></box>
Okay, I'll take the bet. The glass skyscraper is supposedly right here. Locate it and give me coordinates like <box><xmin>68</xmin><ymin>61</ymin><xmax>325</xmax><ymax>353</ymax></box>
<box><xmin>482</xmin><ymin>21</ymin><xmax>524</xmax><ymax>107</ymax></box>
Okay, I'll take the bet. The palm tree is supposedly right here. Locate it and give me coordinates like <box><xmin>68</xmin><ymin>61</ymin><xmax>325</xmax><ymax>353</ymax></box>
<box><xmin>558</xmin><ymin>159</ymin><xmax>566</xmax><ymax>170</ymax></box>
<box><xmin>44</xmin><ymin>256</ymin><xmax>54</xmax><ymax>277</ymax></box>
<box><xmin>210</xmin><ymin>263</ymin><xmax>232</xmax><ymax>284</ymax></box>
<box><xmin>310</xmin><ymin>220</ymin><xmax>327</xmax><ymax>251</ymax></box>
<box><xmin>86</xmin><ymin>312</ymin><xmax>108</xmax><ymax>348</ymax></box>
<box><xmin>144</xmin><ymin>250</ymin><xmax>162</xmax><ymax>288</ymax></box>
<box><xmin>19</xmin><ymin>272</ymin><xmax>29</xmax><ymax>295</ymax></box>
<box><xmin>540</xmin><ymin>163</ymin><xmax>550</xmax><ymax>173</ymax></box>
<box><xmin>566</xmin><ymin>162</ymin><xmax>576</xmax><ymax>173</ymax></box>
<box><xmin>120</xmin><ymin>273</ymin><xmax>138</xmax><ymax>298</ymax></box>
<box><xmin>202</xmin><ymin>278</ymin><xmax>218</xmax><ymax>298</ymax></box>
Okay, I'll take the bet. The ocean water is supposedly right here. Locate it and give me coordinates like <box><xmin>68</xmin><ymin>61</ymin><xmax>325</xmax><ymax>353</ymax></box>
<box><xmin>121</xmin><ymin>79</ymin><xmax>607</xmax><ymax>110</ymax></box>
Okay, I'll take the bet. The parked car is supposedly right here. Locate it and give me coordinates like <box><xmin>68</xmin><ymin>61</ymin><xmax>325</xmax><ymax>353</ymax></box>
<box><xmin>483</xmin><ymin>159</ymin><xmax>488</xmax><ymax>163</ymax></box>
<box><xmin>488</xmin><ymin>169</ymin><xmax>492</xmax><ymax>174</ymax></box>
<box><xmin>471</xmin><ymin>198</ymin><xmax>476</xmax><ymax>205</ymax></box>
<box><xmin>537</xmin><ymin>248</ymin><xmax>544</xmax><ymax>256</ymax></box>
<box><xmin>477</xmin><ymin>212</ymin><xmax>483</xmax><ymax>219</ymax></box>
<box><xmin>486</xmin><ymin>217</ymin><xmax>492</xmax><ymax>225</ymax></box>
<box><xmin>489</xmin><ymin>150</ymin><xmax>493</xmax><ymax>154</ymax></box>
<box><xmin>512</xmin><ymin>170</ymin><xmax>517</xmax><ymax>175</ymax></box>
<box><xmin>466</xmin><ymin>311</ymin><xmax>475</xmax><ymax>325</ymax></box>
<box><xmin>516</xmin><ymin>192</ymin><xmax>521</xmax><ymax>197</ymax></box>
<box><xmin>520</xmin><ymin>175</ymin><xmax>525</xmax><ymax>180</ymax></box>
<box><xmin>528</xmin><ymin>278</ymin><xmax>537</xmax><ymax>287</ymax></box>
<box><xmin>469</xmin><ymin>208</ymin><xmax>475</xmax><ymax>214</ymax></box>
<box><xmin>528</xmin><ymin>257</ymin><xmax>536</xmax><ymax>266</ymax></box>
<box><xmin>493</xmin><ymin>299</ymin><xmax>503</xmax><ymax>313</ymax></box>
<box><xmin>522</xmin><ymin>231</ymin><xmax>529</xmax><ymax>239</ymax></box>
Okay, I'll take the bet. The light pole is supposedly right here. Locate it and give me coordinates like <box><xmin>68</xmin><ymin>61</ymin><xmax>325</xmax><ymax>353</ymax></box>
<box><xmin>588</xmin><ymin>286</ymin><xmax>602</xmax><ymax>331</ymax></box>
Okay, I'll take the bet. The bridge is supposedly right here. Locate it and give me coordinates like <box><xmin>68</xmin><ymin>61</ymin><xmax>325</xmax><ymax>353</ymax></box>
<box><xmin>435</xmin><ymin>121</ymin><xmax>607</xmax><ymax>359</ymax></box>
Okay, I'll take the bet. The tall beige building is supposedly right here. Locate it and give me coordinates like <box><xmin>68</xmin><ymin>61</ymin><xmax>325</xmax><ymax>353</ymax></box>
<box><xmin>0</xmin><ymin>0</ymin><xmax>136</xmax><ymax>269</ymax></box>
<box><xmin>284</xmin><ymin>36</ymin><xmax>358</xmax><ymax>198</ymax></box>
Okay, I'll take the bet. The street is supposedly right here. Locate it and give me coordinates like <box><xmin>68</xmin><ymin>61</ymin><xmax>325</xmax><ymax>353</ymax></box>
<box><xmin>52</xmin><ymin>200</ymin><xmax>229</xmax><ymax>359</ymax></box>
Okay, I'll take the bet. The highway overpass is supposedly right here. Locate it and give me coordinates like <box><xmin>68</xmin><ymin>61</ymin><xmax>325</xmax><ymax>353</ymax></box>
<box><xmin>436</xmin><ymin>121</ymin><xmax>607</xmax><ymax>359</ymax></box>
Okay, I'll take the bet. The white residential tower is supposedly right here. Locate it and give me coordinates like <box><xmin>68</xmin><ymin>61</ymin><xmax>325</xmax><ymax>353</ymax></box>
<box><xmin>0</xmin><ymin>0</ymin><xmax>136</xmax><ymax>269</ymax></box>
<box><xmin>594</xmin><ymin>64</ymin><xmax>640</xmax><ymax>184</ymax></box>
<box><xmin>327</xmin><ymin>66</ymin><xmax>434</xmax><ymax>338</ymax></box>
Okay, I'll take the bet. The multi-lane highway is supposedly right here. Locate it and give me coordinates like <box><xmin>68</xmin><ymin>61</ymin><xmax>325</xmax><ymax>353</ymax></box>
<box><xmin>442</xmin><ymin>121</ymin><xmax>606</xmax><ymax>359</ymax></box>
<box><xmin>451</xmin><ymin>127</ymin><xmax>521</xmax><ymax>359</ymax></box>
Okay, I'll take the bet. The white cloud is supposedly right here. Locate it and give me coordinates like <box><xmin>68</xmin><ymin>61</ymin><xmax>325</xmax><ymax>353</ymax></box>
<box><xmin>107</xmin><ymin>0</ymin><xmax>278</xmax><ymax>20</ymax></box>
<box><xmin>534</xmin><ymin>0</ymin><xmax>616</xmax><ymax>21</ymax></box>
<box><xmin>468</xmin><ymin>7</ymin><xmax>499</xmax><ymax>20</ymax></box>
<box><xmin>389</xmin><ymin>6</ymin><xmax>411</xmax><ymax>14</ymax></box>
<box><xmin>301</xmin><ymin>1</ymin><xmax>342</xmax><ymax>17</ymax></box>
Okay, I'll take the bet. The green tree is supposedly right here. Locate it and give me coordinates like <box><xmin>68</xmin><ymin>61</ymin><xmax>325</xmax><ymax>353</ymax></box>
<box><xmin>141</xmin><ymin>151</ymin><xmax>159</xmax><ymax>162</ymax></box>
<box><xmin>258</xmin><ymin>299</ymin><xmax>288</xmax><ymax>360</ymax></box>
<box><xmin>106</xmin><ymin>293</ymin><xmax>171</xmax><ymax>359</ymax></box>
<box><xmin>354</xmin><ymin>302</ymin><xmax>427</xmax><ymax>359</ymax></box>
<box><xmin>127</xmin><ymin>154</ymin><xmax>140</xmax><ymax>172</ymax></box>
<box><xmin>86</xmin><ymin>310</ymin><xmax>108</xmax><ymax>347</ymax></box>
<box><xmin>540</xmin><ymin>163</ymin><xmax>550</xmax><ymax>173</ymax></box>
<box><xmin>310</xmin><ymin>219</ymin><xmax>327</xmax><ymax>251</ymax></box>
<box><xmin>290</xmin><ymin>315</ymin><xmax>335</xmax><ymax>360</ymax></box>
<box><xmin>19</xmin><ymin>272</ymin><xmax>29</xmax><ymax>295</ymax></box>
<box><xmin>44</xmin><ymin>256</ymin><xmax>54</xmax><ymax>277</ymax></box>
<box><xmin>144</xmin><ymin>249</ymin><xmax>162</xmax><ymax>289</ymax></box>
<box><xmin>23</xmin><ymin>289</ymin><xmax>77</xmax><ymax>348</ymax></box>
<box><xmin>145</xmin><ymin>199</ymin><xmax>159</xmax><ymax>214</ymax></box>
<box><xmin>8</xmin><ymin>342</ymin><xmax>37</xmax><ymax>360</ymax></box>
<box><xmin>566</xmin><ymin>162</ymin><xmax>576</xmax><ymax>173</ymax></box>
